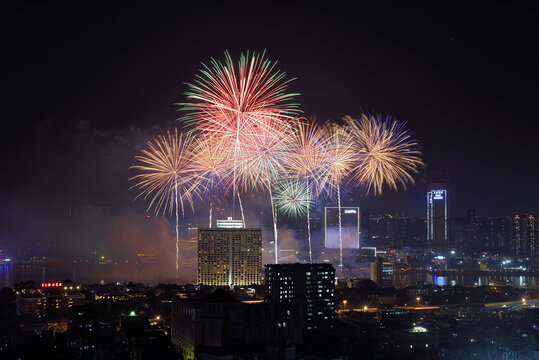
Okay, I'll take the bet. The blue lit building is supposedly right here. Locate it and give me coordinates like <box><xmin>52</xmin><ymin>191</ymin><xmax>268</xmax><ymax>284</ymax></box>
<box><xmin>427</xmin><ymin>182</ymin><xmax>448</xmax><ymax>251</ymax></box>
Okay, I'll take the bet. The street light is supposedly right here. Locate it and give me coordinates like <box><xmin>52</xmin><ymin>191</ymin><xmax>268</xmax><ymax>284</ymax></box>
<box><xmin>416</xmin><ymin>297</ymin><xmax>421</xmax><ymax>307</ymax></box>
<box><xmin>343</xmin><ymin>300</ymin><xmax>347</xmax><ymax>311</ymax></box>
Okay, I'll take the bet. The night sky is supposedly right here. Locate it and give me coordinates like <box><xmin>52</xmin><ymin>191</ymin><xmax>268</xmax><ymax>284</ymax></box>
<box><xmin>2</xmin><ymin>1</ymin><xmax>539</xmax><ymax>255</ymax></box>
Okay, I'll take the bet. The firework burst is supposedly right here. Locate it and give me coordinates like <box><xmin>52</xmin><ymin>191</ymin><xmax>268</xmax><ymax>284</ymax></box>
<box><xmin>187</xmin><ymin>134</ymin><xmax>231</xmax><ymax>227</ymax></box>
<box><xmin>179</xmin><ymin>50</ymin><xmax>300</xmax><ymax>263</ymax></box>
<box><xmin>345</xmin><ymin>114</ymin><xmax>423</xmax><ymax>195</ymax></box>
<box><xmin>179</xmin><ymin>50</ymin><xmax>301</xmax><ymax>136</ymax></box>
<box><xmin>130</xmin><ymin>129</ymin><xmax>200</xmax><ymax>277</ymax></box>
<box><xmin>178</xmin><ymin>50</ymin><xmax>300</xmax><ymax>193</ymax></box>
<box><xmin>283</xmin><ymin>118</ymin><xmax>329</xmax><ymax>262</ymax></box>
<box><xmin>318</xmin><ymin>123</ymin><xmax>356</xmax><ymax>199</ymax></box>
<box><xmin>273</xmin><ymin>179</ymin><xmax>313</xmax><ymax>219</ymax></box>
<box><xmin>234</xmin><ymin>118</ymin><xmax>291</xmax><ymax>192</ymax></box>
<box><xmin>231</xmin><ymin>119</ymin><xmax>294</xmax><ymax>263</ymax></box>
<box><xmin>318</xmin><ymin>123</ymin><xmax>355</xmax><ymax>273</ymax></box>
<box><xmin>284</xmin><ymin>118</ymin><xmax>329</xmax><ymax>193</ymax></box>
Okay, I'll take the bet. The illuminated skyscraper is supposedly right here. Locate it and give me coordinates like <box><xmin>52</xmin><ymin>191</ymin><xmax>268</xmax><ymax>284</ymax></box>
<box><xmin>427</xmin><ymin>182</ymin><xmax>448</xmax><ymax>251</ymax></box>
<box><xmin>324</xmin><ymin>207</ymin><xmax>360</xmax><ymax>249</ymax></box>
<box><xmin>197</xmin><ymin>225</ymin><xmax>262</xmax><ymax>286</ymax></box>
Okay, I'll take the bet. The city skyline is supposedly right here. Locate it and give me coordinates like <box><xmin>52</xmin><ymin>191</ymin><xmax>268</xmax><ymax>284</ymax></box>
<box><xmin>1</xmin><ymin>2</ymin><xmax>539</xmax><ymax>278</ymax></box>
<box><xmin>2</xmin><ymin>2</ymin><xmax>539</xmax><ymax>359</ymax></box>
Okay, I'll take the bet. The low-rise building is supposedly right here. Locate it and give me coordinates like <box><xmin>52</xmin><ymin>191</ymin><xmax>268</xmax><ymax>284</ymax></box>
<box><xmin>16</xmin><ymin>281</ymin><xmax>85</xmax><ymax>317</ymax></box>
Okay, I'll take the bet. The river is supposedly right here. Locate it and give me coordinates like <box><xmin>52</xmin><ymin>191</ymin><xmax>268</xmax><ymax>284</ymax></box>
<box><xmin>394</xmin><ymin>271</ymin><xmax>538</xmax><ymax>288</ymax></box>
<box><xmin>0</xmin><ymin>261</ymin><xmax>180</xmax><ymax>288</ymax></box>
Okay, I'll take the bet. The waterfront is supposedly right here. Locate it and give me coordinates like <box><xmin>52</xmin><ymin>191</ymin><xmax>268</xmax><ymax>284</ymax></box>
<box><xmin>0</xmin><ymin>260</ymin><xmax>180</xmax><ymax>288</ymax></box>
<box><xmin>394</xmin><ymin>271</ymin><xmax>538</xmax><ymax>288</ymax></box>
<box><xmin>2</xmin><ymin>261</ymin><xmax>539</xmax><ymax>289</ymax></box>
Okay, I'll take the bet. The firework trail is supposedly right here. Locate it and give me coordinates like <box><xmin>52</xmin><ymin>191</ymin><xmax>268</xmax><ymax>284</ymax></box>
<box><xmin>237</xmin><ymin>192</ymin><xmax>246</xmax><ymax>227</ymax></box>
<box><xmin>344</xmin><ymin>114</ymin><xmax>423</xmax><ymax>195</ymax></box>
<box><xmin>284</xmin><ymin>118</ymin><xmax>329</xmax><ymax>263</ymax></box>
<box><xmin>178</xmin><ymin>50</ymin><xmax>300</xmax><ymax>243</ymax></box>
<box><xmin>130</xmin><ymin>129</ymin><xmax>199</xmax><ymax>277</ymax></box>
<box><xmin>320</xmin><ymin>123</ymin><xmax>355</xmax><ymax>274</ymax></box>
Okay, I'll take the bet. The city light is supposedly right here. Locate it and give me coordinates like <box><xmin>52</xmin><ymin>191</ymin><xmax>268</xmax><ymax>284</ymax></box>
<box><xmin>41</xmin><ymin>282</ymin><xmax>63</xmax><ymax>288</ymax></box>
<box><xmin>4</xmin><ymin>3</ymin><xmax>538</xmax><ymax>360</ymax></box>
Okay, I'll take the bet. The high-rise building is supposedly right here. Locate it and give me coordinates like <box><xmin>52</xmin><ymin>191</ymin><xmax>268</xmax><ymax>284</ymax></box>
<box><xmin>197</xmin><ymin>225</ymin><xmax>262</xmax><ymax>286</ymax></box>
<box><xmin>449</xmin><ymin>216</ymin><xmax>465</xmax><ymax>249</ymax></box>
<box><xmin>369</xmin><ymin>214</ymin><xmax>394</xmax><ymax>245</ymax></box>
<box><xmin>370</xmin><ymin>257</ymin><xmax>394</xmax><ymax>287</ymax></box>
<box><xmin>265</xmin><ymin>263</ymin><xmax>335</xmax><ymax>331</ymax></box>
<box><xmin>466</xmin><ymin>209</ymin><xmax>476</xmax><ymax>225</ymax></box>
<box><xmin>324</xmin><ymin>207</ymin><xmax>360</xmax><ymax>249</ymax></box>
<box><xmin>427</xmin><ymin>182</ymin><xmax>448</xmax><ymax>251</ymax></box>
<box><xmin>487</xmin><ymin>217</ymin><xmax>511</xmax><ymax>254</ymax></box>
<box><xmin>511</xmin><ymin>214</ymin><xmax>537</xmax><ymax>256</ymax></box>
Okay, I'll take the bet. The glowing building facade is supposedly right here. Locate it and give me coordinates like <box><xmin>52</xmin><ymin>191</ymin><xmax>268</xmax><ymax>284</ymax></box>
<box><xmin>197</xmin><ymin>227</ymin><xmax>262</xmax><ymax>286</ymax></box>
<box><xmin>427</xmin><ymin>182</ymin><xmax>448</xmax><ymax>251</ymax></box>
<box><xmin>324</xmin><ymin>207</ymin><xmax>360</xmax><ymax>249</ymax></box>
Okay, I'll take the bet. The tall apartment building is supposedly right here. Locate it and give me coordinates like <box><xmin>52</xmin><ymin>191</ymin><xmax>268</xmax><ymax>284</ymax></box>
<box><xmin>511</xmin><ymin>214</ymin><xmax>537</xmax><ymax>256</ymax></box>
<box><xmin>265</xmin><ymin>263</ymin><xmax>335</xmax><ymax>331</ymax></box>
<box><xmin>197</xmin><ymin>223</ymin><xmax>262</xmax><ymax>286</ymax></box>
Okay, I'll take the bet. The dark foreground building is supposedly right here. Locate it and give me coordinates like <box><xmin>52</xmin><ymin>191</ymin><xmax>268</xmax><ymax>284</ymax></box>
<box><xmin>370</xmin><ymin>257</ymin><xmax>394</xmax><ymax>287</ymax></box>
<box><xmin>265</xmin><ymin>263</ymin><xmax>335</xmax><ymax>331</ymax></box>
<box><xmin>171</xmin><ymin>289</ymin><xmax>302</xmax><ymax>359</ymax></box>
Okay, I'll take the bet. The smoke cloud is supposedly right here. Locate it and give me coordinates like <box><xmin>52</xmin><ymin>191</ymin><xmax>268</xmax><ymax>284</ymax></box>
<box><xmin>1</xmin><ymin>119</ymin><xmax>326</xmax><ymax>285</ymax></box>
